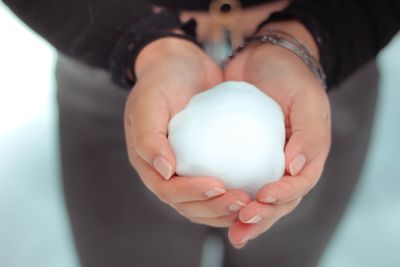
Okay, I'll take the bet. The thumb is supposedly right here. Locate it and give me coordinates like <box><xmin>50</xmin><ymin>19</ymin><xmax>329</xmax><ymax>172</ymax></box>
<box><xmin>125</xmin><ymin>89</ymin><xmax>176</xmax><ymax>180</ymax></box>
<box><xmin>284</xmin><ymin>90</ymin><xmax>331</xmax><ymax>176</ymax></box>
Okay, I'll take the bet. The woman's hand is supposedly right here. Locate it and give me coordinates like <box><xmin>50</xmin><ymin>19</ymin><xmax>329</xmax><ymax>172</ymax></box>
<box><xmin>125</xmin><ymin>38</ymin><xmax>252</xmax><ymax>227</ymax></box>
<box><xmin>224</xmin><ymin>21</ymin><xmax>332</xmax><ymax>248</ymax></box>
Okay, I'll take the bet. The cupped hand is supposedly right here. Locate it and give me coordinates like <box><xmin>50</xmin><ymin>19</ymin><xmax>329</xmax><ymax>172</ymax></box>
<box><xmin>125</xmin><ymin>38</ymin><xmax>252</xmax><ymax>227</ymax></box>
<box><xmin>224</xmin><ymin>23</ymin><xmax>332</xmax><ymax>248</ymax></box>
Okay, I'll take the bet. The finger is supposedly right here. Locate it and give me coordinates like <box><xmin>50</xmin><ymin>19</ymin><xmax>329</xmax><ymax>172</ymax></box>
<box><xmin>238</xmin><ymin>198</ymin><xmax>301</xmax><ymax>225</ymax></box>
<box><xmin>174</xmin><ymin>189</ymin><xmax>251</xmax><ymax>218</ymax></box>
<box><xmin>228</xmin><ymin>199</ymin><xmax>301</xmax><ymax>248</ymax></box>
<box><xmin>165</xmin><ymin>176</ymin><xmax>227</xmax><ymax>203</ymax></box>
<box><xmin>128</xmin><ymin>149</ymin><xmax>227</xmax><ymax>204</ymax></box>
<box><xmin>256</xmin><ymin>150</ymin><xmax>327</xmax><ymax>204</ymax></box>
<box><xmin>228</xmin><ymin>222</ymin><xmax>254</xmax><ymax>249</ymax></box>
<box><xmin>189</xmin><ymin>214</ymin><xmax>239</xmax><ymax>228</ymax></box>
<box><xmin>125</xmin><ymin>88</ymin><xmax>176</xmax><ymax>180</ymax></box>
<box><xmin>285</xmin><ymin>88</ymin><xmax>331</xmax><ymax>177</ymax></box>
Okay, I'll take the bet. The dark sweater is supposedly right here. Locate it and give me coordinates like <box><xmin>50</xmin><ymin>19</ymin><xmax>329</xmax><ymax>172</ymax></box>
<box><xmin>3</xmin><ymin>0</ymin><xmax>400</xmax><ymax>88</ymax></box>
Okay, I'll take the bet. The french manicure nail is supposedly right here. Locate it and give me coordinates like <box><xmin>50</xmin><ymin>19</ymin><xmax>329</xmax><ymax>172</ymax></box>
<box><xmin>153</xmin><ymin>156</ymin><xmax>173</xmax><ymax>180</ymax></box>
<box><xmin>228</xmin><ymin>200</ymin><xmax>246</xmax><ymax>212</ymax></box>
<box><xmin>205</xmin><ymin>187</ymin><xmax>226</xmax><ymax>198</ymax></box>
<box><xmin>261</xmin><ymin>196</ymin><xmax>277</xmax><ymax>204</ymax></box>
<box><xmin>235</xmin><ymin>240</ymin><xmax>248</xmax><ymax>249</ymax></box>
<box><xmin>243</xmin><ymin>215</ymin><xmax>262</xmax><ymax>224</ymax></box>
<box><xmin>289</xmin><ymin>154</ymin><xmax>306</xmax><ymax>176</ymax></box>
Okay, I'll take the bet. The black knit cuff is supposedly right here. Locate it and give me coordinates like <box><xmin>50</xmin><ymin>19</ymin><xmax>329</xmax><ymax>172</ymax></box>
<box><xmin>256</xmin><ymin>4</ymin><xmax>336</xmax><ymax>89</ymax></box>
<box><xmin>110</xmin><ymin>8</ymin><xmax>201</xmax><ymax>88</ymax></box>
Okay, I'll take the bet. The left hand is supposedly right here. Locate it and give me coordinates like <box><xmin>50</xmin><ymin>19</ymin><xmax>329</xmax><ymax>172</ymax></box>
<box><xmin>125</xmin><ymin>37</ymin><xmax>252</xmax><ymax>228</ymax></box>
<box><xmin>223</xmin><ymin>22</ymin><xmax>332</xmax><ymax>248</ymax></box>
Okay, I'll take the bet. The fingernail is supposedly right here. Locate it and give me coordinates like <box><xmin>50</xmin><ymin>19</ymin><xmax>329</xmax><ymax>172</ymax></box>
<box><xmin>235</xmin><ymin>240</ymin><xmax>248</xmax><ymax>249</ymax></box>
<box><xmin>261</xmin><ymin>196</ymin><xmax>277</xmax><ymax>204</ymax></box>
<box><xmin>289</xmin><ymin>154</ymin><xmax>306</xmax><ymax>176</ymax></box>
<box><xmin>243</xmin><ymin>215</ymin><xmax>262</xmax><ymax>224</ymax></box>
<box><xmin>228</xmin><ymin>200</ymin><xmax>246</xmax><ymax>212</ymax></box>
<box><xmin>153</xmin><ymin>156</ymin><xmax>173</xmax><ymax>180</ymax></box>
<box><xmin>205</xmin><ymin>187</ymin><xmax>226</xmax><ymax>198</ymax></box>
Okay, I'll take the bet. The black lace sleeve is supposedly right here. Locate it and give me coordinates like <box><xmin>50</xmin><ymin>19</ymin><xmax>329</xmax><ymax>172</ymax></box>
<box><xmin>110</xmin><ymin>8</ymin><xmax>200</xmax><ymax>88</ymax></box>
<box><xmin>258</xmin><ymin>0</ymin><xmax>400</xmax><ymax>88</ymax></box>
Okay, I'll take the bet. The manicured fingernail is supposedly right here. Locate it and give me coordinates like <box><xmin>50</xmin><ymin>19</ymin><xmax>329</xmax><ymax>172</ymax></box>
<box><xmin>289</xmin><ymin>154</ymin><xmax>306</xmax><ymax>176</ymax></box>
<box><xmin>228</xmin><ymin>200</ymin><xmax>246</xmax><ymax>212</ymax></box>
<box><xmin>243</xmin><ymin>215</ymin><xmax>262</xmax><ymax>224</ymax></box>
<box><xmin>235</xmin><ymin>240</ymin><xmax>248</xmax><ymax>249</ymax></box>
<box><xmin>261</xmin><ymin>196</ymin><xmax>277</xmax><ymax>204</ymax></box>
<box><xmin>205</xmin><ymin>187</ymin><xmax>226</xmax><ymax>198</ymax></box>
<box><xmin>153</xmin><ymin>156</ymin><xmax>173</xmax><ymax>180</ymax></box>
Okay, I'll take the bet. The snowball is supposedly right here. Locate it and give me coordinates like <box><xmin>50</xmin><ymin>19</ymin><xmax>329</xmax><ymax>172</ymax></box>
<box><xmin>168</xmin><ymin>81</ymin><xmax>285</xmax><ymax>197</ymax></box>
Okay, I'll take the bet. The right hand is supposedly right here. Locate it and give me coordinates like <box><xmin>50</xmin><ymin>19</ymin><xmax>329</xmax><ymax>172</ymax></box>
<box><xmin>223</xmin><ymin>21</ymin><xmax>331</xmax><ymax>248</ymax></box>
<box><xmin>125</xmin><ymin>38</ymin><xmax>252</xmax><ymax>227</ymax></box>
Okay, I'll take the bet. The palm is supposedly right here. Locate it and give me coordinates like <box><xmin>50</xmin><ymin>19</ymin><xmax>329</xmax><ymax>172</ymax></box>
<box><xmin>125</xmin><ymin>41</ymin><xmax>254</xmax><ymax>229</ymax></box>
<box><xmin>223</xmin><ymin>45</ymin><xmax>331</xmax><ymax>247</ymax></box>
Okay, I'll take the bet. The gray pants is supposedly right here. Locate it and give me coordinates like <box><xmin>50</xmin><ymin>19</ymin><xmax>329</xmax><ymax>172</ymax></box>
<box><xmin>56</xmin><ymin>54</ymin><xmax>379</xmax><ymax>267</ymax></box>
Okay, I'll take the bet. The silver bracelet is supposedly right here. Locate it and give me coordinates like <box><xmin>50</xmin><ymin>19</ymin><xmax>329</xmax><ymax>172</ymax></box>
<box><xmin>227</xmin><ymin>29</ymin><xmax>327</xmax><ymax>90</ymax></box>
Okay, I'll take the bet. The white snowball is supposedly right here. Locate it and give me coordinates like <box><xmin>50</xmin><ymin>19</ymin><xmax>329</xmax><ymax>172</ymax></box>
<box><xmin>168</xmin><ymin>81</ymin><xmax>285</xmax><ymax>197</ymax></box>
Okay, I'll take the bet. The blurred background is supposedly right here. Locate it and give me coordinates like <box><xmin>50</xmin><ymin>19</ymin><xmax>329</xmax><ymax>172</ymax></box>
<box><xmin>1</xmin><ymin>3</ymin><xmax>399</xmax><ymax>267</ymax></box>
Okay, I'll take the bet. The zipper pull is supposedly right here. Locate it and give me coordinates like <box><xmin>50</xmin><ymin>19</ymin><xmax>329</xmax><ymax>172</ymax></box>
<box><xmin>206</xmin><ymin>0</ymin><xmax>243</xmax><ymax>64</ymax></box>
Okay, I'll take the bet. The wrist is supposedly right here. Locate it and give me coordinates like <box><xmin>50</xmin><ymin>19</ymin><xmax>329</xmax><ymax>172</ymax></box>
<box><xmin>257</xmin><ymin>20</ymin><xmax>319</xmax><ymax>60</ymax></box>
<box><xmin>110</xmin><ymin>8</ymin><xmax>201</xmax><ymax>88</ymax></box>
<box><xmin>135</xmin><ymin>37</ymin><xmax>204</xmax><ymax>79</ymax></box>
<box><xmin>232</xmin><ymin>23</ymin><xmax>326</xmax><ymax>89</ymax></box>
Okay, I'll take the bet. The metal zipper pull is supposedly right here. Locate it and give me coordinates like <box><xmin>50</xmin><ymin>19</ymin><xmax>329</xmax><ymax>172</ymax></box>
<box><xmin>205</xmin><ymin>0</ymin><xmax>243</xmax><ymax>65</ymax></box>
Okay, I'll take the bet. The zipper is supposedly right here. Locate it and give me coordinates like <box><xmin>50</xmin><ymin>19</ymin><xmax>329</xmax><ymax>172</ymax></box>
<box><xmin>206</xmin><ymin>0</ymin><xmax>244</xmax><ymax>64</ymax></box>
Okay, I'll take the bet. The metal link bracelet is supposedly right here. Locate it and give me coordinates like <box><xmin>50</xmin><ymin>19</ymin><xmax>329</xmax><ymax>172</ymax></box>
<box><xmin>226</xmin><ymin>29</ymin><xmax>327</xmax><ymax>90</ymax></box>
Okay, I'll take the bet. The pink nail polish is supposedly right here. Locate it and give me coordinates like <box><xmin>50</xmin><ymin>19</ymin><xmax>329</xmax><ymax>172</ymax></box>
<box><xmin>228</xmin><ymin>200</ymin><xmax>246</xmax><ymax>212</ymax></box>
<box><xmin>289</xmin><ymin>154</ymin><xmax>306</xmax><ymax>176</ymax></box>
<box><xmin>243</xmin><ymin>215</ymin><xmax>262</xmax><ymax>224</ymax></box>
<box><xmin>235</xmin><ymin>240</ymin><xmax>248</xmax><ymax>249</ymax></box>
<box><xmin>205</xmin><ymin>187</ymin><xmax>226</xmax><ymax>198</ymax></box>
<box><xmin>153</xmin><ymin>156</ymin><xmax>172</xmax><ymax>180</ymax></box>
<box><xmin>261</xmin><ymin>196</ymin><xmax>277</xmax><ymax>204</ymax></box>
